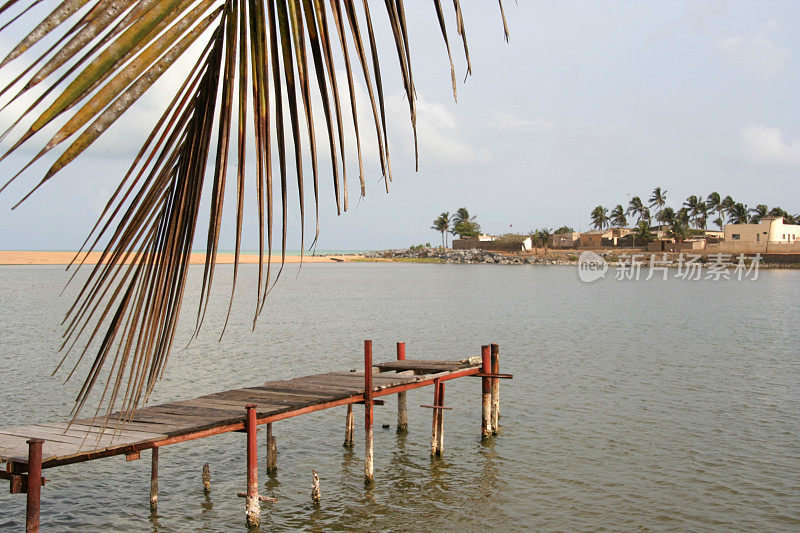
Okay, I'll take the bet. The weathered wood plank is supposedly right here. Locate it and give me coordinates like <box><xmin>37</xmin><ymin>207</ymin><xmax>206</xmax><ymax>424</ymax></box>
<box><xmin>327</xmin><ymin>371</ymin><xmax>419</xmax><ymax>382</ymax></box>
<box><xmin>258</xmin><ymin>383</ymin><xmax>357</xmax><ymax>397</ymax></box>
<box><xmin>0</xmin><ymin>427</ymin><xmax>132</xmax><ymax>449</ymax></box>
<box><xmin>38</xmin><ymin>423</ymin><xmax>166</xmax><ymax>441</ymax></box>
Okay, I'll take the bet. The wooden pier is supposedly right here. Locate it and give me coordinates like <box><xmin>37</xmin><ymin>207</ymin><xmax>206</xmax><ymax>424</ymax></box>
<box><xmin>1</xmin><ymin>341</ymin><xmax>510</xmax><ymax>531</ymax></box>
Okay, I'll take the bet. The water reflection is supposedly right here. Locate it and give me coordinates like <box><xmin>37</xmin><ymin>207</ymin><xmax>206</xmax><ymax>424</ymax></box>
<box><xmin>147</xmin><ymin>510</ymin><xmax>159</xmax><ymax>533</ymax></box>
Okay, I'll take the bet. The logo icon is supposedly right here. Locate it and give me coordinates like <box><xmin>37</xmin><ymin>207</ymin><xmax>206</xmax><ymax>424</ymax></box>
<box><xmin>578</xmin><ymin>251</ymin><xmax>607</xmax><ymax>282</ymax></box>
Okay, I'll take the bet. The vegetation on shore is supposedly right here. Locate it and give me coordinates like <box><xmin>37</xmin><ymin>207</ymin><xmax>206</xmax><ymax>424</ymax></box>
<box><xmin>592</xmin><ymin>189</ymin><xmax>798</xmax><ymax>234</ymax></box>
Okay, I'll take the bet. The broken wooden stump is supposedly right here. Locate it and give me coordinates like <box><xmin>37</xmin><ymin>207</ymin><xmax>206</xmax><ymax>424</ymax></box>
<box><xmin>311</xmin><ymin>470</ymin><xmax>321</xmax><ymax>504</ymax></box>
<box><xmin>202</xmin><ymin>463</ymin><xmax>211</xmax><ymax>494</ymax></box>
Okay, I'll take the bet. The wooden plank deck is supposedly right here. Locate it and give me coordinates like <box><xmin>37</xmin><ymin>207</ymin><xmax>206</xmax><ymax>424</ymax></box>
<box><xmin>0</xmin><ymin>357</ymin><xmax>480</xmax><ymax>468</ymax></box>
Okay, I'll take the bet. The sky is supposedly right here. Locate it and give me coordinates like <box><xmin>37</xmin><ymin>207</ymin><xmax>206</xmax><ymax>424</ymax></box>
<box><xmin>0</xmin><ymin>1</ymin><xmax>798</xmax><ymax>251</ymax></box>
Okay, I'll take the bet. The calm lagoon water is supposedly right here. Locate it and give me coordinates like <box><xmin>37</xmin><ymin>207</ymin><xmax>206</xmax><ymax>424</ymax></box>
<box><xmin>0</xmin><ymin>263</ymin><xmax>798</xmax><ymax>531</ymax></box>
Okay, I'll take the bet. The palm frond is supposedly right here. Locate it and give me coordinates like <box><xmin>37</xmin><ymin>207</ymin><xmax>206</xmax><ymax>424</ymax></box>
<box><xmin>0</xmin><ymin>0</ymin><xmax>508</xmax><ymax>426</ymax></box>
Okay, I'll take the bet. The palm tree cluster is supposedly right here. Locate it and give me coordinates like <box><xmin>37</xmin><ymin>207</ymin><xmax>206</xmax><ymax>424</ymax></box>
<box><xmin>431</xmin><ymin>212</ymin><xmax>450</xmax><ymax>247</ymax></box>
<box><xmin>527</xmin><ymin>227</ymin><xmax>553</xmax><ymax>251</ymax></box>
<box><xmin>0</xmin><ymin>2</ymin><xmax>509</xmax><ymax>423</ymax></box>
<box><xmin>592</xmin><ymin>188</ymin><xmax>798</xmax><ymax>233</ymax></box>
<box><xmin>430</xmin><ymin>207</ymin><xmax>481</xmax><ymax>246</ymax></box>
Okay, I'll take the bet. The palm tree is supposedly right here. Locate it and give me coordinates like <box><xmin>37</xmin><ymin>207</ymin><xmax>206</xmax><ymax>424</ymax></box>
<box><xmin>528</xmin><ymin>230</ymin><xmax>542</xmax><ymax>250</ymax></box>
<box><xmin>649</xmin><ymin>187</ymin><xmax>667</xmax><ymax>221</ymax></box>
<box><xmin>729</xmin><ymin>203</ymin><xmax>750</xmax><ymax>224</ymax></box>
<box><xmin>627</xmin><ymin>196</ymin><xmax>644</xmax><ymax>222</ymax></box>
<box><xmin>451</xmin><ymin>207</ymin><xmax>480</xmax><ymax>237</ymax></box>
<box><xmin>0</xmin><ymin>3</ymin><xmax>509</xmax><ymax>422</ymax></box>
<box><xmin>667</xmin><ymin>219</ymin><xmax>689</xmax><ymax>243</ymax></box>
<box><xmin>694</xmin><ymin>203</ymin><xmax>708</xmax><ymax>230</ymax></box>
<box><xmin>640</xmin><ymin>206</ymin><xmax>651</xmax><ymax>224</ymax></box>
<box><xmin>633</xmin><ymin>220</ymin><xmax>655</xmax><ymax>246</ymax></box>
<box><xmin>431</xmin><ymin>212</ymin><xmax>451</xmax><ymax>248</ymax></box>
<box><xmin>683</xmin><ymin>195</ymin><xmax>703</xmax><ymax>228</ymax></box>
<box><xmin>721</xmin><ymin>195</ymin><xmax>736</xmax><ymax>221</ymax></box>
<box><xmin>656</xmin><ymin>206</ymin><xmax>675</xmax><ymax>231</ymax></box>
<box><xmin>537</xmin><ymin>227</ymin><xmax>553</xmax><ymax>252</ymax></box>
<box><xmin>706</xmin><ymin>192</ymin><xmax>724</xmax><ymax>228</ymax></box>
<box><xmin>768</xmin><ymin>206</ymin><xmax>791</xmax><ymax>223</ymax></box>
<box><xmin>610</xmin><ymin>204</ymin><xmax>627</xmax><ymax>227</ymax></box>
<box><xmin>750</xmin><ymin>204</ymin><xmax>768</xmax><ymax>223</ymax></box>
<box><xmin>675</xmin><ymin>207</ymin><xmax>691</xmax><ymax>227</ymax></box>
<box><xmin>590</xmin><ymin>205</ymin><xmax>609</xmax><ymax>229</ymax></box>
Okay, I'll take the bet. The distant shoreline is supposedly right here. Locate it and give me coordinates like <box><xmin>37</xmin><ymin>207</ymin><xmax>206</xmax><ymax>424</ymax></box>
<box><xmin>0</xmin><ymin>251</ymin><xmax>371</xmax><ymax>266</ymax></box>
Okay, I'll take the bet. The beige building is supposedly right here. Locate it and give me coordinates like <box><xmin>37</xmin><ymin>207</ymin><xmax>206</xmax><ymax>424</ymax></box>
<box><xmin>550</xmin><ymin>232</ymin><xmax>579</xmax><ymax>248</ymax></box>
<box><xmin>724</xmin><ymin>217</ymin><xmax>800</xmax><ymax>244</ymax></box>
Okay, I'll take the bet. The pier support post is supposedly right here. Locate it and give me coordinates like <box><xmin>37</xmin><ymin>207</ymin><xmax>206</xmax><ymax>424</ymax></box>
<box><xmin>149</xmin><ymin>448</ymin><xmax>158</xmax><ymax>512</ymax></box>
<box><xmin>430</xmin><ymin>379</ymin><xmax>440</xmax><ymax>455</ymax></box>
<box><xmin>396</xmin><ymin>342</ymin><xmax>408</xmax><ymax>433</ymax></box>
<box><xmin>344</xmin><ymin>404</ymin><xmax>354</xmax><ymax>448</ymax></box>
<box><xmin>491</xmin><ymin>343</ymin><xmax>500</xmax><ymax>435</ymax></box>
<box><xmin>202</xmin><ymin>464</ymin><xmax>211</xmax><ymax>493</ymax></box>
<box><xmin>436</xmin><ymin>382</ymin><xmax>446</xmax><ymax>454</ymax></box>
<box><xmin>25</xmin><ymin>438</ymin><xmax>43</xmax><ymax>533</ymax></box>
<box><xmin>266</xmin><ymin>423</ymin><xmax>277</xmax><ymax>474</ymax></box>
<box><xmin>244</xmin><ymin>404</ymin><xmax>260</xmax><ymax>527</ymax></box>
<box><xmin>481</xmin><ymin>345</ymin><xmax>492</xmax><ymax>439</ymax></box>
<box><xmin>364</xmin><ymin>340</ymin><xmax>374</xmax><ymax>484</ymax></box>
<box><xmin>430</xmin><ymin>380</ymin><xmax>448</xmax><ymax>456</ymax></box>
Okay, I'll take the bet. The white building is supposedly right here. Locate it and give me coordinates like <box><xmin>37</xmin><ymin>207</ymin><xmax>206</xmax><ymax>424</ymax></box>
<box><xmin>724</xmin><ymin>217</ymin><xmax>800</xmax><ymax>243</ymax></box>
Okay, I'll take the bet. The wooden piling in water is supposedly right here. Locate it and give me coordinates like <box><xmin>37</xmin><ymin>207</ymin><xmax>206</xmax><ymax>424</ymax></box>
<box><xmin>311</xmin><ymin>470</ymin><xmax>321</xmax><ymax>504</ymax></box>
<box><xmin>26</xmin><ymin>438</ymin><xmax>43</xmax><ymax>533</ymax></box>
<box><xmin>1</xmin><ymin>341</ymin><xmax>497</xmax><ymax>526</ymax></box>
<box><xmin>430</xmin><ymin>379</ymin><xmax>440</xmax><ymax>455</ymax></box>
<box><xmin>491</xmin><ymin>343</ymin><xmax>500</xmax><ymax>435</ymax></box>
<box><xmin>481</xmin><ymin>345</ymin><xmax>492</xmax><ymax>439</ymax></box>
<box><xmin>202</xmin><ymin>464</ymin><xmax>211</xmax><ymax>493</ymax></box>
<box><xmin>396</xmin><ymin>342</ymin><xmax>408</xmax><ymax>433</ymax></box>
<box><xmin>344</xmin><ymin>404</ymin><xmax>354</xmax><ymax>448</ymax></box>
<box><xmin>244</xmin><ymin>405</ymin><xmax>260</xmax><ymax>527</ymax></box>
<box><xmin>436</xmin><ymin>382</ymin><xmax>446</xmax><ymax>455</ymax></box>
<box><xmin>364</xmin><ymin>340</ymin><xmax>374</xmax><ymax>483</ymax></box>
<box><xmin>266</xmin><ymin>423</ymin><xmax>277</xmax><ymax>474</ymax></box>
<box><xmin>149</xmin><ymin>448</ymin><xmax>158</xmax><ymax>512</ymax></box>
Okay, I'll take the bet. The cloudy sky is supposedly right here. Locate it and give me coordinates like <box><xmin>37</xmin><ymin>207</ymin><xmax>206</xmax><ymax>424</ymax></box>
<box><xmin>0</xmin><ymin>1</ymin><xmax>797</xmax><ymax>251</ymax></box>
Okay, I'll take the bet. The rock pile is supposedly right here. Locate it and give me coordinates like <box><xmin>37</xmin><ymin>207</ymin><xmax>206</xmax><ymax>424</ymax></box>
<box><xmin>364</xmin><ymin>248</ymin><xmax>576</xmax><ymax>265</ymax></box>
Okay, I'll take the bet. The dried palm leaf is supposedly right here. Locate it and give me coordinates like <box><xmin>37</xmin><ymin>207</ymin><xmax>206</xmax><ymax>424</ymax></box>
<box><xmin>0</xmin><ymin>0</ymin><xmax>510</xmax><ymax>428</ymax></box>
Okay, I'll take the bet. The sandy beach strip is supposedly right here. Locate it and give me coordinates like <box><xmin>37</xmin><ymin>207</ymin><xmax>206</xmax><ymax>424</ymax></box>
<box><xmin>0</xmin><ymin>251</ymin><xmax>366</xmax><ymax>266</ymax></box>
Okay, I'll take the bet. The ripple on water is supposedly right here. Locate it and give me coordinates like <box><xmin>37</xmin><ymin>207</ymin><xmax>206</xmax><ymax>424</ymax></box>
<box><xmin>0</xmin><ymin>264</ymin><xmax>798</xmax><ymax>531</ymax></box>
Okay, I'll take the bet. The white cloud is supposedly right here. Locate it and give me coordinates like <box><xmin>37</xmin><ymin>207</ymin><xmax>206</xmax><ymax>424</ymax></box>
<box><xmin>740</xmin><ymin>125</ymin><xmax>800</xmax><ymax>167</ymax></box>
<box><xmin>491</xmin><ymin>109</ymin><xmax>554</xmax><ymax>129</ymax></box>
<box><xmin>717</xmin><ymin>34</ymin><xmax>789</xmax><ymax>79</ymax></box>
<box><xmin>408</xmin><ymin>97</ymin><xmax>489</xmax><ymax>164</ymax></box>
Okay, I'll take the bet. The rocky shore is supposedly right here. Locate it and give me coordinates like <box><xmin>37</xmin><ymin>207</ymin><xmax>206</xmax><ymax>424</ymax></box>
<box><xmin>363</xmin><ymin>248</ymin><xmax>579</xmax><ymax>265</ymax></box>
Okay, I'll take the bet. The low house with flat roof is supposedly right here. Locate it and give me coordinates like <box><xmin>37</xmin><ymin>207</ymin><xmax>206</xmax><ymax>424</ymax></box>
<box><xmin>579</xmin><ymin>228</ymin><xmax>632</xmax><ymax>247</ymax></box>
<box><xmin>724</xmin><ymin>217</ymin><xmax>800</xmax><ymax>244</ymax></box>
